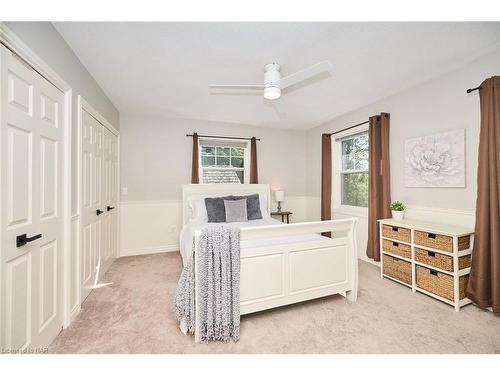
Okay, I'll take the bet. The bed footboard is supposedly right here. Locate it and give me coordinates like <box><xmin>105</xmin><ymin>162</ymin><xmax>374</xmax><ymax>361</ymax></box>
<box><xmin>239</xmin><ymin>219</ymin><xmax>358</xmax><ymax>314</ymax></box>
<box><xmin>194</xmin><ymin>218</ymin><xmax>358</xmax><ymax>342</ymax></box>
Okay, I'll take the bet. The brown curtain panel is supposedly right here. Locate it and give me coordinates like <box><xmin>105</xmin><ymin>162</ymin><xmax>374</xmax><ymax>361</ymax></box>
<box><xmin>250</xmin><ymin>137</ymin><xmax>258</xmax><ymax>184</ymax></box>
<box><xmin>366</xmin><ymin>113</ymin><xmax>391</xmax><ymax>261</ymax></box>
<box><xmin>191</xmin><ymin>132</ymin><xmax>199</xmax><ymax>184</ymax></box>
<box><xmin>321</xmin><ymin>133</ymin><xmax>332</xmax><ymax>237</ymax></box>
<box><xmin>467</xmin><ymin>76</ymin><xmax>500</xmax><ymax>313</ymax></box>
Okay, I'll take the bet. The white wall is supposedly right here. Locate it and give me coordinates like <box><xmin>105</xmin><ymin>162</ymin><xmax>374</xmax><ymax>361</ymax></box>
<box><xmin>306</xmin><ymin>49</ymin><xmax>500</xmax><ymax>263</ymax></box>
<box><xmin>119</xmin><ymin>114</ymin><xmax>309</xmax><ymax>255</ymax></box>
<box><xmin>119</xmin><ymin>50</ymin><xmax>499</xmax><ymax>259</ymax></box>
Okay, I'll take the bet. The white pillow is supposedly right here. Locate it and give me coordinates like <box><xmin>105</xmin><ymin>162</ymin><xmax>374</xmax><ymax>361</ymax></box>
<box><xmin>188</xmin><ymin>197</ymin><xmax>208</xmax><ymax>222</ymax></box>
<box><xmin>259</xmin><ymin>193</ymin><xmax>270</xmax><ymax>218</ymax></box>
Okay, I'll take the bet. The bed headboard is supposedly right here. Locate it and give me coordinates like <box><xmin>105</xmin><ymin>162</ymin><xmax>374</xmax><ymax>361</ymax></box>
<box><xmin>182</xmin><ymin>184</ymin><xmax>271</xmax><ymax>225</ymax></box>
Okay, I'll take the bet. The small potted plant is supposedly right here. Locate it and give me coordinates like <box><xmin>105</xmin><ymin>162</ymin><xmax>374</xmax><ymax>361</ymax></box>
<box><xmin>390</xmin><ymin>201</ymin><xmax>406</xmax><ymax>221</ymax></box>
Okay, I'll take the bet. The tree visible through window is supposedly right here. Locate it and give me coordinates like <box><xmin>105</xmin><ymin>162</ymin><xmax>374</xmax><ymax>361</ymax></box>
<box><xmin>340</xmin><ymin>132</ymin><xmax>369</xmax><ymax>207</ymax></box>
<box><xmin>200</xmin><ymin>144</ymin><xmax>246</xmax><ymax>183</ymax></box>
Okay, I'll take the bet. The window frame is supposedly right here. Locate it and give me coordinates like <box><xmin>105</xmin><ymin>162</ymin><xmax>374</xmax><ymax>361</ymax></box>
<box><xmin>332</xmin><ymin>124</ymin><xmax>369</xmax><ymax>216</ymax></box>
<box><xmin>198</xmin><ymin>137</ymin><xmax>251</xmax><ymax>184</ymax></box>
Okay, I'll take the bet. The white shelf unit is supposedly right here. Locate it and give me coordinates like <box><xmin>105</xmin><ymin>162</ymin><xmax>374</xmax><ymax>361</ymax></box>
<box><xmin>378</xmin><ymin>218</ymin><xmax>475</xmax><ymax>311</ymax></box>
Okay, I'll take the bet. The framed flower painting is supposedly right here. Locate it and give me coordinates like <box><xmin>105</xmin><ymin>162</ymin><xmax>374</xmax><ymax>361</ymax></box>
<box><xmin>404</xmin><ymin>129</ymin><xmax>465</xmax><ymax>188</ymax></box>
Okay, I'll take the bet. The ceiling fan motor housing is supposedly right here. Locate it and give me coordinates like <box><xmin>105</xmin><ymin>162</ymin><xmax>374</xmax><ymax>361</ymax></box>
<box><xmin>264</xmin><ymin>63</ymin><xmax>281</xmax><ymax>100</ymax></box>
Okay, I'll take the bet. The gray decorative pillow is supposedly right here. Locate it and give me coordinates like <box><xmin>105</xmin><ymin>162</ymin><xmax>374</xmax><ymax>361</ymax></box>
<box><xmin>224</xmin><ymin>199</ymin><xmax>248</xmax><ymax>223</ymax></box>
<box><xmin>205</xmin><ymin>193</ymin><xmax>263</xmax><ymax>222</ymax></box>
<box><xmin>228</xmin><ymin>194</ymin><xmax>262</xmax><ymax>220</ymax></box>
<box><xmin>205</xmin><ymin>197</ymin><xmax>226</xmax><ymax>223</ymax></box>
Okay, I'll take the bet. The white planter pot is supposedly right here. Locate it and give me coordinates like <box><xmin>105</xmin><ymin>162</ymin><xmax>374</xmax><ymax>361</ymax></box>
<box><xmin>392</xmin><ymin>210</ymin><xmax>405</xmax><ymax>221</ymax></box>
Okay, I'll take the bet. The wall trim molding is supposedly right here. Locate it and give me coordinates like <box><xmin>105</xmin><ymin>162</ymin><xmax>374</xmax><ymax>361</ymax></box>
<box><xmin>119</xmin><ymin>195</ymin><xmax>312</xmax><ymax>206</ymax></box>
<box><xmin>308</xmin><ymin>195</ymin><xmax>476</xmax><ymax>221</ymax></box>
<box><xmin>120</xmin><ymin>199</ymin><xmax>182</xmax><ymax>205</ymax></box>
<box><xmin>120</xmin><ymin>244</ymin><xmax>179</xmax><ymax>258</ymax></box>
<box><xmin>405</xmin><ymin>204</ymin><xmax>474</xmax><ymax>217</ymax></box>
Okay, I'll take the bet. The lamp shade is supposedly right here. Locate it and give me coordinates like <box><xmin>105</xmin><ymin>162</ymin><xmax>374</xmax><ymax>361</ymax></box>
<box><xmin>274</xmin><ymin>190</ymin><xmax>284</xmax><ymax>202</ymax></box>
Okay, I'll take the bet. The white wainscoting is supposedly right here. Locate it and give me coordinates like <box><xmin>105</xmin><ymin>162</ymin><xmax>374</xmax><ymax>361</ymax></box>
<box><xmin>119</xmin><ymin>200</ymin><xmax>182</xmax><ymax>257</ymax></box>
<box><xmin>304</xmin><ymin>197</ymin><xmax>475</xmax><ymax>265</ymax></box>
<box><xmin>403</xmin><ymin>205</ymin><xmax>475</xmax><ymax>228</ymax></box>
<box><xmin>119</xmin><ymin>196</ymin><xmax>312</xmax><ymax>257</ymax></box>
<box><xmin>119</xmin><ymin>197</ymin><xmax>475</xmax><ymax>261</ymax></box>
<box><xmin>270</xmin><ymin>196</ymin><xmax>310</xmax><ymax>223</ymax></box>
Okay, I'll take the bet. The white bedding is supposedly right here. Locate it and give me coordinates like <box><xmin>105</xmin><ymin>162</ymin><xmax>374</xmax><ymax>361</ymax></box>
<box><xmin>179</xmin><ymin>217</ymin><xmax>323</xmax><ymax>266</ymax></box>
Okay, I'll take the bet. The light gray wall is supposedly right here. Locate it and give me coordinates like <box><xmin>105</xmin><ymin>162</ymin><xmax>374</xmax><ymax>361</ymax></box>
<box><xmin>120</xmin><ymin>114</ymin><xmax>308</xmax><ymax>201</ymax></box>
<box><xmin>306</xmin><ymin>48</ymin><xmax>500</xmax><ymax>211</ymax></box>
<box><xmin>305</xmin><ymin>48</ymin><xmax>499</xmax><ymax>263</ymax></box>
<box><xmin>4</xmin><ymin>22</ymin><xmax>120</xmax><ymax>214</ymax></box>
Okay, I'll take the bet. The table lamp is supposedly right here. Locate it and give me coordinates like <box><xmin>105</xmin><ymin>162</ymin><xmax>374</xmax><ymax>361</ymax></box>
<box><xmin>274</xmin><ymin>190</ymin><xmax>284</xmax><ymax>213</ymax></box>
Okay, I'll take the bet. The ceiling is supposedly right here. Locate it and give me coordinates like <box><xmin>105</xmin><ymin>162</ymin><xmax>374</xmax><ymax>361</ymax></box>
<box><xmin>54</xmin><ymin>22</ymin><xmax>500</xmax><ymax>130</ymax></box>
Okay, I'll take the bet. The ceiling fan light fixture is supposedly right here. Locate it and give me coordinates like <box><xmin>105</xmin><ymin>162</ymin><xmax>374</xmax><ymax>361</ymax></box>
<box><xmin>264</xmin><ymin>85</ymin><xmax>281</xmax><ymax>100</ymax></box>
<box><xmin>208</xmin><ymin>60</ymin><xmax>332</xmax><ymax>101</ymax></box>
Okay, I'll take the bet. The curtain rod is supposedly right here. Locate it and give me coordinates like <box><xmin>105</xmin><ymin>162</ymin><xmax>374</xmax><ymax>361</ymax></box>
<box><xmin>186</xmin><ymin>134</ymin><xmax>261</xmax><ymax>141</ymax></box>
<box><xmin>328</xmin><ymin>121</ymin><xmax>370</xmax><ymax>136</ymax></box>
<box><xmin>326</xmin><ymin>113</ymin><xmax>390</xmax><ymax>136</ymax></box>
<box><xmin>326</xmin><ymin>120</ymin><xmax>369</xmax><ymax>137</ymax></box>
<box><xmin>466</xmin><ymin>85</ymin><xmax>481</xmax><ymax>94</ymax></box>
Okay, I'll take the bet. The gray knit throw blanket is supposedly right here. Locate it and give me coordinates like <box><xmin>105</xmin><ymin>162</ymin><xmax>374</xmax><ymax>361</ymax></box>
<box><xmin>175</xmin><ymin>225</ymin><xmax>240</xmax><ymax>342</ymax></box>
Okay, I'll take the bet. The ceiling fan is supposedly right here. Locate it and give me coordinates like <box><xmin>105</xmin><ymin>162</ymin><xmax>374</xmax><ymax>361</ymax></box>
<box><xmin>208</xmin><ymin>61</ymin><xmax>333</xmax><ymax>100</ymax></box>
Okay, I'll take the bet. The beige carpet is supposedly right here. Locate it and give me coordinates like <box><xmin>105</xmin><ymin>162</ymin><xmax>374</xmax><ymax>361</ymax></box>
<box><xmin>49</xmin><ymin>253</ymin><xmax>500</xmax><ymax>354</ymax></box>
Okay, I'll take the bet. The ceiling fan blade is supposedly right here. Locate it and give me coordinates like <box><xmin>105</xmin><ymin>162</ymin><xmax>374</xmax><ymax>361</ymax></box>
<box><xmin>277</xmin><ymin>61</ymin><xmax>332</xmax><ymax>90</ymax></box>
<box><xmin>208</xmin><ymin>84</ymin><xmax>264</xmax><ymax>90</ymax></box>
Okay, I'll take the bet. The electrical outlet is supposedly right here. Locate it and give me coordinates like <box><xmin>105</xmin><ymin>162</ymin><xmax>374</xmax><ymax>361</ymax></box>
<box><xmin>121</xmin><ymin>187</ymin><xmax>128</xmax><ymax>195</ymax></box>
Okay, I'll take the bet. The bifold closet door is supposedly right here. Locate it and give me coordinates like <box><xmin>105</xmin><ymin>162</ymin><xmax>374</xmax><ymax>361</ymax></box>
<box><xmin>101</xmin><ymin>127</ymin><xmax>118</xmax><ymax>273</ymax></box>
<box><xmin>81</xmin><ymin>110</ymin><xmax>103</xmax><ymax>302</ymax></box>
<box><xmin>81</xmin><ymin>109</ymin><xmax>118</xmax><ymax>303</ymax></box>
<box><xmin>0</xmin><ymin>47</ymin><xmax>65</xmax><ymax>349</ymax></box>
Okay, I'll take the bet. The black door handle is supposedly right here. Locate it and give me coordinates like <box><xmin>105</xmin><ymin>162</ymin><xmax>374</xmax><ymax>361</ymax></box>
<box><xmin>17</xmin><ymin>233</ymin><xmax>42</xmax><ymax>248</ymax></box>
<box><xmin>107</xmin><ymin>206</ymin><xmax>115</xmax><ymax>211</ymax></box>
<box><xmin>96</xmin><ymin>209</ymin><xmax>103</xmax><ymax>216</ymax></box>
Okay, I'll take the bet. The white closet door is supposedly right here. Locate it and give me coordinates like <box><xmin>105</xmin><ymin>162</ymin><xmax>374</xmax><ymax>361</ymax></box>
<box><xmin>0</xmin><ymin>47</ymin><xmax>65</xmax><ymax>349</ymax></box>
<box><xmin>80</xmin><ymin>108</ymin><xmax>117</xmax><ymax>303</ymax></box>
<box><xmin>81</xmin><ymin>110</ymin><xmax>103</xmax><ymax>302</ymax></box>
<box><xmin>100</xmin><ymin>126</ymin><xmax>117</xmax><ymax>273</ymax></box>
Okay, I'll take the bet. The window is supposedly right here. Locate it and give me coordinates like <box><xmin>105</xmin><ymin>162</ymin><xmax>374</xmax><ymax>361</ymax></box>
<box><xmin>199</xmin><ymin>140</ymin><xmax>249</xmax><ymax>184</ymax></box>
<box><xmin>334</xmin><ymin>130</ymin><xmax>369</xmax><ymax>208</ymax></box>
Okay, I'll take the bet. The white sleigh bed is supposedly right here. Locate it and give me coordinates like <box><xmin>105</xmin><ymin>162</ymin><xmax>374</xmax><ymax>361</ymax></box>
<box><xmin>181</xmin><ymin>184</ymin><xmax>358</xmax><ymax>342</ymax></box>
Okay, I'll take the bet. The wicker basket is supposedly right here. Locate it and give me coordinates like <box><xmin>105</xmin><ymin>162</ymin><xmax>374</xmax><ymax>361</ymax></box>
<box><xmin>383</xmin><ymin>254</ymin><xmax>412</xmax><ymax>285</ymax></box>
<box><xmin>458</xmin><ymin>236</ymin><xmax>471</xmax><ymax>250</ymax></box>
<box><xmin>416</xmin><ymin>265</ymin><xmax>469</xmax><ymax>301</ymax></box>
<box><xmin>414</xmin><ymin>231</ymin><xmax>453</xmax><ymax>252</ymax></box>
<box><xmin>382</xmin><ymin>225</ymin><xmax>411</xmax><ymax>243</ymax></box>
<box><xmin>459</xmin><ymin>255</ymin><xmax>472</xmax><ymax>269</ymax></box>
<box><xmin>415</xmin><ymin>231</ymin><xmax>471</xmax><ymax>252</ymax></box>
<box><xmin>383</xmin><ymin>239</ymin><xmax>411</xmax><ymax>259</ymax></box>
<box><xmin>415</xmin><ymin>248</ymin><xmax>472</xmax><ymax>272</ymax></box>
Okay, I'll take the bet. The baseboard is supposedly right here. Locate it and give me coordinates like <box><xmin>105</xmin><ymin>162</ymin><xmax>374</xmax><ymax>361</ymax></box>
<box><xmin>119</xmin><ymin>199</ymin><xmax>181</xmax><ymax>205</ymax></box>
<box><xmin>120</xmin><ymin>244</ymin><xmax>179</xmax><ymax>257</ymax></box>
